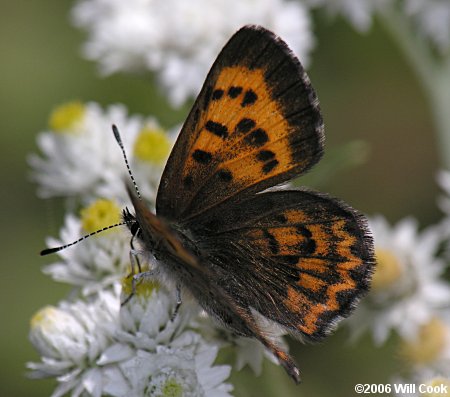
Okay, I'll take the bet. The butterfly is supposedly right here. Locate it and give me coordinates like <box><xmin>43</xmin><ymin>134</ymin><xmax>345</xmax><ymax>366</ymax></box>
<box><xmin>44</xmin><ymin>25</ymin><xmax>374</xmax><ymax>383</ymax></box>
<box><xmin>121</xmin><ymin>25</ymin><xmax>374</xmax><ymax>383</ymax></box>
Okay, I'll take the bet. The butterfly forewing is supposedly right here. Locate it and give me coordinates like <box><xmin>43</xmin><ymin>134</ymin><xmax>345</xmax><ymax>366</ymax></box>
<box><xmin>156</xmin><ymin>25</ymin><xmax>324</xmax><ymax>222</ymax></box>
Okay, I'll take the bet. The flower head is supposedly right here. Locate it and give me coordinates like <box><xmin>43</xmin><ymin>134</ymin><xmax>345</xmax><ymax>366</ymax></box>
<box><xmin>29</xmin><ymin>102</ymin><xmax>172</xmax><ymax>206</ymax></box>
<box><xmin>28</xmin><ymin>288</ymin><xmax>120</xmax><ymax>396</ymax></box>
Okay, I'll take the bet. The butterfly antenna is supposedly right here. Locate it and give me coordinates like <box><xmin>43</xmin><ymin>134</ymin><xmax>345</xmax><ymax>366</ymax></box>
<box><xmin>112</xmin><ymin>124</ymin><xmax>142</xmax><ymax>200</ymax></box>
<box><xmin>40</xmin><ymin>222</ymin><xmax>127</xmax><ymax>256</ymax></box>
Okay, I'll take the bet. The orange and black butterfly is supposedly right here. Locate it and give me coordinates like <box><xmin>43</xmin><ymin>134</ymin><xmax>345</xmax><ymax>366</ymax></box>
<box><xmin>124</xmin><ymin>25</ymin><xmax>374</xmax><ymax>382</ymax></box>
<box><xmin>45</xmin><ymin>25</ymin><xmax>375</xmax><ymax>383</ymax></box>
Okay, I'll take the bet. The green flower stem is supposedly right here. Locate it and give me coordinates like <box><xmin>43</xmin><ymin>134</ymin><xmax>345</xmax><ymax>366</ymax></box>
<box><xmin>380</xmin><ymin>6</ymin><xmax>450</xmax><ymax>169</ymax></box>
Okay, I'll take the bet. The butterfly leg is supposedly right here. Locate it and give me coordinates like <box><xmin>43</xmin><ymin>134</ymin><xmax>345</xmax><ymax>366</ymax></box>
<box><xmin>121</xmin><ymin>269</ymin><xmax>157</xmax><ymax>306</ymax></box>
<box><xmin>170</xmin><ymin>284</ymin><xmax>182</xmax><ymax>322</ymax></box>
<box><xmin>126</xmin><ymin>233</ymin><xmax>142</xmax><ymax>279</ymax></box>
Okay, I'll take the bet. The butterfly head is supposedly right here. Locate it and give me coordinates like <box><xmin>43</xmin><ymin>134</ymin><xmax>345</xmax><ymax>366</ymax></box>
<box><xmin>122</xmin><ymin>207</ymin><xmax>140</xmax><ymax>238</ymax></box>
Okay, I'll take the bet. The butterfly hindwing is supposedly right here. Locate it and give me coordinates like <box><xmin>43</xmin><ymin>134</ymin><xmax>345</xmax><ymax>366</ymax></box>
<box><xmin>187</xmin><ymin>190</ymin><xmax>374</xmax><ymax>339</ymax></box>
<box><xmin>156</xmin><ymin>25</ymin><xmax>324</xmax><ymax>221</ymax></box>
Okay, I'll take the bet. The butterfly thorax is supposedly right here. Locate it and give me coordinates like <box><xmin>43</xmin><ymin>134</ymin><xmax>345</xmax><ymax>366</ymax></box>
<box><xmin>124</xmin><ymin>185</ymin><xmax>203</xmax><ymax>277</ymax></box>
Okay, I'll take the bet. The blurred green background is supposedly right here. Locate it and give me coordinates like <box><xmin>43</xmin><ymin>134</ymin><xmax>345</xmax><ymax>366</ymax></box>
<box><xmin>0</xmin><ymin>1</ymin><xmax>441</xmax><ymax>396</ymax></box>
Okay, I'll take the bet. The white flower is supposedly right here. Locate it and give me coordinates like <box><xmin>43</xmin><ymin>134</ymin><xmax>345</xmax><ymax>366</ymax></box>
<box><xmin>29</xmin><ymin>101</ymin><xmax>173</xmax><ymax>206</ymax></box>
<box><xmin>71</xmin><ymin>0</ymin><xmax>314</xmax><ymax>107</ymax></box>
<box><xmin>347</xmin><ymin>215</ymin><xmax>450</xmax><ymax>345</ymax></box>
<box><xmin>28</xmin><ymin>284</ymin><xmax>233</xmax><ymax>397</ymax></box>
<box><xmin>306</xmin><ymin>0</ymin><xmax>392</xmax><ymax>31</ymax></box>
<box><xmin>403</xmin><ymin>0</ymin><xmax>450</xmax><ymax>52</ymax></box>
<box><xmin>27</xmin><ymin>288</ymin><xmax>120</xmax><ymax>397</ymax></box>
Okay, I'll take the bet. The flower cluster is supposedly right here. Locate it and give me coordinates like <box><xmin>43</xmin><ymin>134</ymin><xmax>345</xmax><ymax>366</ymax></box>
<box><xmin>28</xmin><ymin>284</ymin><xmax>233</xmax><ymax>397</ymax></box>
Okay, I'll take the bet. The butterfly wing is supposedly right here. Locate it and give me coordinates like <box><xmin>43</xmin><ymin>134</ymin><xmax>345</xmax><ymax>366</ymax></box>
<box><xmin>187</xmin><ymin>189</ymin><xmax>374</xmax><ymax>340</ymax></box>
<box><xmin>156</xmin><ymin>25</ymin><xmax>323</xmax><ymax>221</ymax></box>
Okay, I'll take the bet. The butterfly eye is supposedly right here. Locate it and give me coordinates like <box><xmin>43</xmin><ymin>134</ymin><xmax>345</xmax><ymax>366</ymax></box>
<box><xmin>122</xmin><ymin>208</ymin><xmax>139</xmax><ymax>233</ymax></box>
<box><xmin>130</xmin><ymin>222</ymin><xmax>140</xmax><ymax>237</ymax></box>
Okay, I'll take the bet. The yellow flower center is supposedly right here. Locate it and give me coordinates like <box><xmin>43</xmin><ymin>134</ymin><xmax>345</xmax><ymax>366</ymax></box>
<box><xmin>372</xmin><ymin>249</ymin><xmax>403</xmax><ymax>291</ymax></box>
<box><xmin>49</xmin><ymin>101</ymin><xmax>85</xmax><ymax>133</ymax></box>
<box><xmin>133</xmin><ymin>126</ymin><xmax>171</xmax><ymax>165</ymax></box>
<box><xmin>30</xmin><ymin>306</ymin><xmax>58</xmax><ymax>330</ymax></box>
<box><xmin>400</xmin><ymin>317</ymin><xmax>447</xmax><ymax>365</ymax></box>
<box><xmin>121</xmin><ymin>272</ymin><xmax>160</xmax><ymax>300</ymax></box>
<box><xmin>162</xmin><ymin>378</ymin><xmax>183</xmax><ymax>397</ymax></box>
<box><xmin>80</xmin><ymin>199</ymin><xmax>121</xmax><ymax>234</ymax></box>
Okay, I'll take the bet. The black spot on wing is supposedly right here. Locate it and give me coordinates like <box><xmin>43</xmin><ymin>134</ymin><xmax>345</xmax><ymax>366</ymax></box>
<box><xmin>297</xmin><ymin>225</ymin><xmax>312</xmax><ymax>238</ymax></box>
<box><xmin>262</xmin><ymin>159</ymin><xmax>279</xmax><ymax>174</ymax></box>
<box><xmin>256</xmin><ymin>150</ymin><xmax>275</xmax><ymax>162</ymax></box>
<box><xmin>241</xmin><ymin>89</ymin><xmax>257</xmax><ymax>106</ymax></box>
<box><xmin>295</xmin><ymin>226</ymin><xmax>317</xmax><ymax>254</ymax></box>
<box><xmin>236</xmin><ymin>118</ymin><xmax>256</xmax><ymax>133</ymax></box>
<box><xmin>228</xmin><ymin>86</ymin><xmax>243</xmax><ymax>98</ymax></box>
<box><xmin>244</xmin><ymin>128</ymin><xmax>268</xmax><ymax>147</ymax></box>
<box><xmin>298</xmin><ymin>238</ymin><xmax>316</xmax><ymax>255</ymax></box>
<box><xmin>217</xmin><ymin>169</ymin><xmax>233</xmax><ymax>182</ymax></box>
<box><xmin>205</xmin><ymin>120</ymin><xmax>228</xmax><ymax>138</ymax></box>
<box><xmin>192</xmin><ymin>149</ymin><xmax>213</xmax><ymax>164</ymax></box>
<box><xmin>212</xmin><ymin>89</ymin><xmax>224</xmax><ymax>100</ymax></box>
